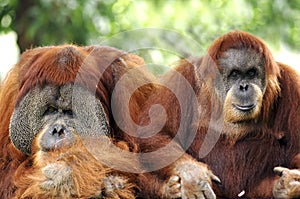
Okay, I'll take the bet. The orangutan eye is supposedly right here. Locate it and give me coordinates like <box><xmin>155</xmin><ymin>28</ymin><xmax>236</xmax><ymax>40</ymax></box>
<box><xmin>247</xmin><ymin>68</ymin><xmax>257</xmax><ymax>78</ymax></box>
<box><xmin>63</xmin><ymin>109</ymin><xmax>73</xmax><ymax>116</ymax></box>
<box><xmin>228</xmin><ymin>69</ymin><xmax>240</xmax><ymax>79</ymax></box>
<box><xmin>44</xmin><ymin>106</ymin><xmax>57</xmax><ymax>115</ymax></box>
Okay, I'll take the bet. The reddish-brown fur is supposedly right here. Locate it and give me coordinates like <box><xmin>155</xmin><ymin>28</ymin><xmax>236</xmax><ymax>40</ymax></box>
<box><xmin>138</xmin><ymin>31</ymin><xmax>300</xmax><ymax>198</ymax></box>
<box><xmin>13</xmin><ymin>134</ymin><xmax>136</xmax><ymax>199</ymax></box>
<box><xmin>0</xmin><ymin>45</ymin><xmax>154</xmax><ymax>198</ymax></box>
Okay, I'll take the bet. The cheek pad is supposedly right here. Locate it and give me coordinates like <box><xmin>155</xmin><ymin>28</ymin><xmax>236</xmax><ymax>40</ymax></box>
<box><xmin>9</xmin><ymin>86</ymin><xmax>56</xmax><ymax>155</ymax></box>
<box><xmin>71</xmin><ymin>85</ymin><xmax>110</xmax><ymax>138</ymax></box>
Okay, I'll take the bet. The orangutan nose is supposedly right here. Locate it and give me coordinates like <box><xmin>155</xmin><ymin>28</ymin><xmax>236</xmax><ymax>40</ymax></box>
<box><xmin>39</xmin><ymin>122</ymin><xmax>75</xmax><ymax>151</ymax></box>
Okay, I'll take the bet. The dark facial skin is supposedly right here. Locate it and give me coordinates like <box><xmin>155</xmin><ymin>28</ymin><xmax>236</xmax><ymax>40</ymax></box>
<box><xmin>9</xmin><ymin>83</ymin><xmax>110</xmax><ymax>155</ymax></box>
<box><xmin>216</xmin><ymin>48</ymin><xmax>267</xmax><ymax>123</ymax></box>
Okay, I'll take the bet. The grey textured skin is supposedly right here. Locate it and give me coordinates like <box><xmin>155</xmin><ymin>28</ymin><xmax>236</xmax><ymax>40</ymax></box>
<box><xmin>217</xmin><ymin>48</ymin><xmax>266</xmax><ymax>102</ymax></box>
<box><xmin>9</xmin><ymin>83</ymin><xmax>109</xmax><ymax>155</ymax></box>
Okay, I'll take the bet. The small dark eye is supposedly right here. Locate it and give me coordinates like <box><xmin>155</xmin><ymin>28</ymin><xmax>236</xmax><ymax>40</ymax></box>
<box><xmin>63</xmin><ymin>110</ymin><xmax>73</xmax><ymax>116</ymax></box>
<box><xmin>229</xmin><ymin>70</ymin><xmax>240</xmax><ymax>79</ymax></box>
<box><xmin>44</xmin><ymin>106</ymin><xmax>57</xmax><ymax>115</ymax></box>
<box><xmin>247</xmin><ymin>68</ymin><xmax>257</xmax><ymax>78</ymax></box>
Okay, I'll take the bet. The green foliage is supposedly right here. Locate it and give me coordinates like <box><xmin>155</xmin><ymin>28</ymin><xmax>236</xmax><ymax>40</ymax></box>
<box><xmin>0</xmin><ymin>0</ymin><xmax>299</xmax><ymax>74</ymax></box>
<box><xmin>1</xmin><ymin>0</ymin><xmax>300</xmax><ymax>50</ymax></box>
<box><xmin>0</xmin><ymin>0</ymin><xmax>17</xmax><ymax>32</ymax></box>
<box><xmin>0</xmin><ymin>0</ymin><xmax>123</xmax><ymax>50</ymax></box>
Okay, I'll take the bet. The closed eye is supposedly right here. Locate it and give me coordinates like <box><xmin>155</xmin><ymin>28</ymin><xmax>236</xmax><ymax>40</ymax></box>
<box><xmin>63</xmin><ymin>109</ymin><xmax>73</xmax><ymax>116</ymax></box>
<box><xmin>44</xmin><ymin>106</ymin><xmax>57</xmax><ymax>115</ymax></box>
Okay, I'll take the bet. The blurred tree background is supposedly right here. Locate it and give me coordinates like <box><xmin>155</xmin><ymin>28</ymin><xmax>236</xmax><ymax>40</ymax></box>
<box><xmin>0</xmin><ymin>0</ymin><xmax>299</xmax><ymax>77</ymax></box>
